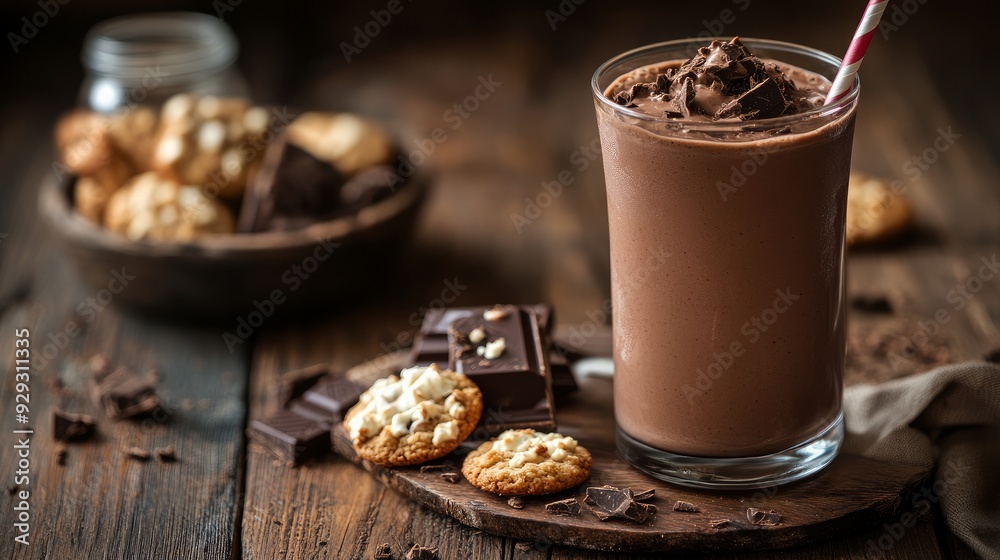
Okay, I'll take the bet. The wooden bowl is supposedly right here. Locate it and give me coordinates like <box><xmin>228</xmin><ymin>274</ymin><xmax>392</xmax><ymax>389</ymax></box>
<box><xmin>39</xmin><ymin>175</ymin><xmax>426</xmax><ymax>322</ymax></box>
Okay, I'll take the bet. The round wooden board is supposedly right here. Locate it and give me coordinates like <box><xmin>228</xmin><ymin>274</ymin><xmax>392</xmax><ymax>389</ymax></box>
<box><xmin>332</xmin><ymin>366</ymin><xmax>930</xmax><ymax>554</ymax></box>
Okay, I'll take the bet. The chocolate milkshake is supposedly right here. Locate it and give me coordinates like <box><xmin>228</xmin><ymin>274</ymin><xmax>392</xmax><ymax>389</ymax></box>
<box><xmin>593</xmin><ymin>38</ymin><xmax>857</xmax><ymax>487</ymax></box>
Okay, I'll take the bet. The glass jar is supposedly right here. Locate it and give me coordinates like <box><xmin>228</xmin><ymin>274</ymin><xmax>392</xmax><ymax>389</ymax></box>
<box><xmin>79</xmin><ymin>12</ymin><xmax>248</xmax><ymax>113</ymax></box>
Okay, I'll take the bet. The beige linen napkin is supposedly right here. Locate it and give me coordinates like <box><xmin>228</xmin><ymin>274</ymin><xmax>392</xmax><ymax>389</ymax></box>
<box><xmin>844</xmin><ymin>362</ymin><xmax>1000</xmax><ymax>559</ymax></box>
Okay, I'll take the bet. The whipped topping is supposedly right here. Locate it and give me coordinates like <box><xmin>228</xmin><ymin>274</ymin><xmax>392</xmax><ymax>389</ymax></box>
<box><xmin>492</xmin><ymin>429</ymin><xmax>579</xmax><ymax>468</ymax></box>
<box><xmin>347</xmin><ymin>364</ymin><xmax>465</xmax><ymax>443</ymax></box>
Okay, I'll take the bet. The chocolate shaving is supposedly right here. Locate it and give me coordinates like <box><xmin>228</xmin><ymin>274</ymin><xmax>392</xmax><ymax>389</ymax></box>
<box><xmin>633</xmin><ymin>488</ymin><xmax>656</xmax><ymax>502</ymax></box>
<box><xmin>155</xmin><ymin>446</ymin><xmax>177</xmax><ymax>462</ymax></box>
<box><xmin>126</xmin><ymin>447</ymin><xmax>150</xmax><ymax>461</ymax></box>
<box><xmin>507</xmin><ymin>496</ymin><xmax>525</xmax><ymax>509</ymax></box>
<box><xmin>440</xmin><ymin>472</ymin><xmax>460</xmax><ymax>484</ymax></box>
<box><xmin>56</xmin><ymin>445</ymin><xmax>68</xmax><ymax>466</ymax></box>
<box><xmin>584</xmin><ymin>486</ymin><xmax>656</xmax><ymax>523</ymax></box>
<box><xmin>89</xmin><ymin>366</ymin><xmax>164</xmax><ymax>421</ymax></box>
<box><xmin>545</xmin><ymin>498</ymin><xmax>581</xmax><ymax>516</ymax></box>
<box><xmin>673</xmin><ymin>500</ymin><xmax>699</xmax><ymax>512</ymax></box>
<box><xmin>419</xmin><ymin>464</ymin><xmax>456</xmax><ymax>473</ymax></box>
<box><xmin>710</xmin><ymin>519</ymin><xmax>733</xmax><ymax>529</ymax></box>
<box><xmin>747</xmin><ymin>507</ymin><xmax>782</xmax><ymax>526</ymax></box>
<box><xmin>403</xmin><ymin>543</ymin><xmax>438</xmax><ymax>560</ymax></box>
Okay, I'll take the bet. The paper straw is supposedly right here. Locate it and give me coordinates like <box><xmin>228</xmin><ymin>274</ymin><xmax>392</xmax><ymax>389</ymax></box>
<box><xmin>824</xmin><ymin>0</ymin><xmax>889</xmax><ymax>105</ymax></box>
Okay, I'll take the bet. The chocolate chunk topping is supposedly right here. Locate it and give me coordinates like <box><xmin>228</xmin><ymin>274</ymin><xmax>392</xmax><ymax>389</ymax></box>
<box><xmin>404</xmin><ymin>543</ymin><xmax>439</xmax><ymax>560</ymax></box>
<box><xmin>545</xmin><ymin>497</ymin><xmax>581</xmax><ymax>516</ymax></box>
<box><xmin>746</xmin><ymin>507</ymin><xmax>782</xmax><ymax>526</ymax></box>
<box><xmin>584</xmin><ymin>486</ymin><xmax>656</xmax><ymax>523</ymax></box>
<box><xmin>608</xmin><ymin>37</ymin><xmax>807</xmax><ymax>121</ymax></box>
<box><xmin>673</xmin><ymin>500</ymin><xmax>699</xmax><ymax>512</ymax></box>
<box><xmin>507</xmin><ymin>496</ymin><xmax>525</xmax><ymax>509</ymax></box>
<box><xmin>52</xmin><ymin>410</ymin><xmax>96</xmax><ymax>442</ymax></box>
<box><xmin>850</xmin><ymin>294</ymin><xmax>894</xmax><ymax>314</ymax></box>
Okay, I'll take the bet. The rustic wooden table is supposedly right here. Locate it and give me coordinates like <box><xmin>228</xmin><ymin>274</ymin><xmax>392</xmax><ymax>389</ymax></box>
<box><xmin>1</xmin><ymin>4</ymin><xmax>998</xmax><ymax>559</ymax></box>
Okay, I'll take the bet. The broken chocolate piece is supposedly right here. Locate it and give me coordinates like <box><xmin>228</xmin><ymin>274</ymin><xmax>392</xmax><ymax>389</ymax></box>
<box><xmin>374</xmin><ymin>543</ymin><xmax>392</xmax><ymax>559</ymax></box>
<box><xmin>545</xmin><ymin>497</ymin><xmax>581</xmax><ymax>516</ymax></box>
<box><xmin>126</xmin><ymin>447</ymin><xmax>151</xmax><ymax>461</ymax></box>
<box><xmin>404</xmin><ymin>543</ymin><xmax>438</xmax><ymax>560</ymax></box>
<box><xmin>247</xmin><ymin>410</ymin><xmax>331</xmax><ymax>465</ymax></box>
<box><xmin>746</xmin><ymin>507</ymin><xmax>781</xmax><ymax>526</ymax></box>
<box><xmin>289</xmin><ymin>377</ymin><xmax>364</xmax><ymax>423</ymax></box>
<box><xmin>55</xmin><ymin>445</ymin><xmax>68</xmax><ymax>466</ymax></box>
<box><xmin>673</xmin><ymin>500</ymin><xmax>699</xmax><ymax>512</ymax></box>
<box><xmin>440</xmin><ymin>472</ymin><xmax>460</xmax><ymax>484</ymax></box>
<box><xmin>584</xmin><ymin>486</ymin><xmax>656</xmax><ymax>523</ymax></box>
<box><xmin>717</xmin><ymin>77</ymin><xmax>790</xmax><ymax>120</ymax></box>
<box><xmin>279</xmin><ymin>364</ymin><xmax>331</xmax><ymax>406</ymax></box>
<box><xmin>52</xmin><ymin>410</ymin><xmax>96</xmax><ymax>442</ymax></box>
<box><xmin>507</xmin><ymin>496</ymin><xmax>525</xmax><ymax>509</ymax></box>
<box><xmin>850</xmin><ymin>294</ymin><xmax>894</xmax><ymax>314</ymax></box>
<box><xmin>633</xmin><ymin>488</ymin><xmax>655</xmax><ymax>502</ymax></box>
<box><xmin>155</xmin><ymin>445</ymin><xmax>177</xmax><ymax>462</ymax></box>
<box><xmin>89</xmin><ymin>367</ymin><xmax>164</xmax><ymax>421</ymax></box>
<box><xmin>710</xmin><ymin>519</ymin><xmax>733</xmax><ymax>529</ymax></box>
<box><xmin>449</xmin><ymin>308</ymin><xmax>555</xmax><ymax>433</ymax></box>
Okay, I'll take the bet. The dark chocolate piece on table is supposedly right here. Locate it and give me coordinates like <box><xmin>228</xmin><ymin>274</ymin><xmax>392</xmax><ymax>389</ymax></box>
<box><xmin>289</xmin><ymin>377</ymin><xmax>364</xmax><ymax>423</ymax></box>
<box><xmin>247</xmin><ymin>410</ymin><xmax>331</xmax><ymax>465</ymax></box>
<box><xmin>404</xmin><ymin>543</ymin><xmax>439</xmax><ymax>560</ymax></box>
<box><xmin>673</xmin><ymin>500</ymin><xmax>698</xmax><ymax>512</ymax></box>
<box><xmin>633</xmin><ymin>488</ymin><xmax>655</xmax><ymax>502</ymax></box>
<box><xmin>55</xmin><ymin>445</ymin><xmax>68</xmax><ymax>466</ymax></box>
<box><xmin>155</xmin><ymin>445</ymin><xmax>177</xmax><ymax>462</ymax></box>
<box><xmin>440</xmin><ymin>472</ymin><xmax>460</xmax><ymax>484</ymax></box>
<box><xmin>279</xmin><ymin>364</ymin><xmax>331</xmax><ymax>406</ymax></box>
<box><xmin>584</xmin><ymin>485</ymin><xmax>656</xmax><ymax>523</ymax></box>
<box><xmin>89</xmin><ymin>367</ymin><xmax>164</xmax><ymax>420</ymax></box>
<box><xmin>544</xmin><ymin>498</ymin><xmax>581</xmax><ymax>516</ymax></box>
<box><xmin>374</xmin><ymin>542</ymin><xmax>392</xmax><ymax>559</ymax></box>
<box><xmin>746</xmin><ymin>507</ymin><xmax>781</xmax><ymax>526</ymax></box>
<box><xmin>548</xmin><ymin>349</ymin><xmax>579</xmax><ymax>400</ymax></box>
<box><xmin>126</xmin><ymin>447</ymin><xmax>151</xmax><ymax>461</ymax></box>
<box><xmin>507</xmin><ymin>496</ymin><xmax>525</xmax><ymax>509</ymax></box>
<box><xmin>52</xmin><ymin>410</ymin><xmax>97</xmax><ymax>442</ymax></box>
<box><xmin>448</xmin><ymin>307</ymin><xmax>555</xmax><ymax>432</ymax></box>
<box><xmin>710</xmin><ymin>519</ymin><xmax>733</xmax><ymax>529</ymax></box>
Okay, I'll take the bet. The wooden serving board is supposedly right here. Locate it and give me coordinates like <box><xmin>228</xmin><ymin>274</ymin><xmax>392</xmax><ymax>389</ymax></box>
<box><xmin>332</xmin><ymin>355</ymin><xmax>931</xmax><ymax>554</ymax></box>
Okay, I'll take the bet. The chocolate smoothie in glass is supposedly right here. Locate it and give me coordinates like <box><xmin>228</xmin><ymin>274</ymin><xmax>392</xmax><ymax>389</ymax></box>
<box><xmin>593</xmin><ymin>38</ymin><xmax>858</xmax><ymax>488</ymax></box>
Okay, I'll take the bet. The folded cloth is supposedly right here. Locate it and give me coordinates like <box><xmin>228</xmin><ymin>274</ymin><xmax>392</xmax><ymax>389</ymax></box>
<box><xmin>844</xmin><ymin>362</ymin><xmax>1000</xmax><ymax>559</ymax></box>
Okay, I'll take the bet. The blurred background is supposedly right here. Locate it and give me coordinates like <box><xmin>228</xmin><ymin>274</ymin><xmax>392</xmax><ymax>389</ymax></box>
<box><xmin>1</xmin><ymin>0</ymin><xmax>998</xmax><ymax>326</ymax></box>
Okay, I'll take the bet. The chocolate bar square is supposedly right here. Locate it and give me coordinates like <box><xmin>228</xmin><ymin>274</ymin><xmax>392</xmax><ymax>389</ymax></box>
<box><xmin>247</xmin><ymin>410</ymin><xmax>330</xmax><ymax>465</ymax></box>
<box><xmin>448</xmin><ymin>307</ymin><xmax>555</xmax><ymax>432</ymax></box>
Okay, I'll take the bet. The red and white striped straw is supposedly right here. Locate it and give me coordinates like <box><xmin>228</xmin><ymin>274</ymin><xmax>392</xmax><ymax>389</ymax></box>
<box><xmin>824</xmin><ymin>0</ymin><xmax>889</xmax><ymax>105</ymax></box>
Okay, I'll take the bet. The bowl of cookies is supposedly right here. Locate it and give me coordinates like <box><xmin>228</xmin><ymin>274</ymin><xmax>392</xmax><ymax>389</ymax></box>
<box><xmin>40</xmin><ymin>94</ymin><xmax>426</xmax><ymax>320</ymax></box>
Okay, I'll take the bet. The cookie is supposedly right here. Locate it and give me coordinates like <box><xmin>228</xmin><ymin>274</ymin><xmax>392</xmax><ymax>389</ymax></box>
<box><xmin>344</xmin><ymin>364</ymin><xmax>482</xmax><ymax>467</ymax></box>
<box><xmin>286</xmin><ymin>112</ymin><xmax>396</xmax><ymax>176</ymax></box>
<box><xmin>55</xmin><ymin>110</ymin><xmax>114</xmax><ymax>176</ymax></box>
<box><xmin>151</xmin><ymin>93</ymin><xmax>272</xmax><ymax>200</ymax></box>
<box><xmin>462</xmin><ymin>429</ymin><xmax>592</xmax><ymax>496</ymax></box>
<box><xmin>107</xmin><ymin>105</ymin><xmax>159</xmax><ymax>171</ymax></box>
<box><xmin>104</xmin><ymin>171</ymin><xmax>235</xmax><ymax>241</ymax></box>
<box><xmin>846</xmin><ymin>173</ymin><xmax>912</xmax><ymax>246</ymax></box>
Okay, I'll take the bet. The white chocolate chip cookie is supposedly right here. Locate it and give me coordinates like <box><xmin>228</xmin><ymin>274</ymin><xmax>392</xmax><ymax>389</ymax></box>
<box><xmin>104</xmin><ymin>171</ymin><xmax>234</xmax><ymax>241</ymax></box>
<box><xmin>286</xmin><ymin>112</ymin><xmax>395</xmax><ymax>176</ymax></box>
<box><xmin>462</xmin><ymin>429</ymin><xmax>592</xmax><ymax>496</ymax></box>
<box><xmin>847</xmin><ymin>173</ymin><xmax>912</xmax><ymax>246</ymax></box>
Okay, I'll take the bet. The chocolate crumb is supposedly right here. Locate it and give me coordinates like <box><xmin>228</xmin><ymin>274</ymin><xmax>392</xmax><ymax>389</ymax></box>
<box><xmin>850</xmin><ymin>294</ymin><xmax>894</xmax><ymax>314</ymax></box>
<box><xmin>747</xmin><ymin>507</ymin><xmax>781</xmax><ymax>526</ymax></box>
<box><xmin>419</xmin><ymin>464</ymin><xmax>454</xmax><ymax>473</ymax></box>
<box><xmin>507</xmin><ymin>496</ymin><xmax>525</xmax><ymax>509</ymax></box>
<box><xmin>545</xmin><ymin>497</ymin><xmax>581</xmax><ymax>516</ymax></box>
<box><xmin>673</xmin><ymin>500</ymin><xmax>699</xmax><ymax>512</ymax></box>
<box><xmin>633</xmin><ymin>488</ymin><xmax>655</xmax><ymax>502</ymax></box>
<box><xmin>374</xmin><ymin>542</ymin><xmax>392</xmax><ymax>559</ymax></box>
<box><xmin>7</xmin><ymin>485</ymin><xmax>18</xmax><ymax>496</ymax></box>
<box><xmin>440</xmin><ymin>472</ymin><xmax>460</xmax><ymax>484</ymax></box>
<box><xmin>318</xmin><ymin>540</ymin><xmax>327</xmax><ymax>546</ymax></box>
<box><xmin>155</xmin><ymin>446</ymin><xmax>177</xmax><ymax>462</ymax></box>
<box><xmin>710</xmin><ymin>519</ymin><xmax>733</xmax><ymax>529</ymax></box>
<box><xmin>514</xmin><ymin>541</ymin><xmax>534</xmax><ymax>551</ymax></box>
<box><xmin>983</xmin><ymin>348</ymin><xmax>1000</xmax><ymax>364</ymax></box>
<box><xmin>126</xmin><ymin>447</ymin><xmax>150</xmax><ymax>461</ymax></box>
<box><xmin>404</xmin><ymin>543</ymin><xmax>438</xmax><ymax>560</ymax></box>
<box><xmin>584</xmin><ymin>486</ymin><xmax>655</xmax><ymax>523</ymax></box>
<box><xmin>56</xmin><ymin>445</ymin><xmax>68</xmax><ymax>466</ymax></box>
